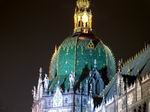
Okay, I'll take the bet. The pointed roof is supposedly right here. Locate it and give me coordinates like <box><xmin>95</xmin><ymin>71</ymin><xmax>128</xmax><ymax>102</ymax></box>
<box><xmin>121</xmin><ymin>45</ymin><xmax>150</xmax><ymax>76</ymax></box>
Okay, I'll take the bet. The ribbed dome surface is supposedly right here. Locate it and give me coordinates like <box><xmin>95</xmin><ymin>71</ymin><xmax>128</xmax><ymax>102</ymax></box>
<box><xmin>49</xmin><ymin>33</ymin><xmax>116</xmax><ymax>90</ymax></box>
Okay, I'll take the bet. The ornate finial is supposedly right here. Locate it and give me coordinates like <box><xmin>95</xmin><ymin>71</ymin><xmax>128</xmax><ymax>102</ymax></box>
<box><xmin>77</xmin><ymin>0</ymin><xmax>90</xmax><ymax>9</ymax></box>
<box><xmin>74</xmin><ymin>0</ymin><xmax>92</xmax><ymax>33</ymax></box>
<box><xmin>54</xmin><ymin>45</ymin><xmax>57</xmax><ymax>53</ymax></box>
<box><xmin>39</xmin><ymin>67</ymin><xmax>42</xmax><ymax>74</ymax></box>
<box><xmin>117</xmin><ymin>59</ymin><xmax>122</xmax><ymax>72</ymax></box>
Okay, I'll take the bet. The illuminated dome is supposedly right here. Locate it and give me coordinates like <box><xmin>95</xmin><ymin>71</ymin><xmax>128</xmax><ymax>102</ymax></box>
<box><xmin>49</xmin><ymin>32</ymin><xmax>116</xmax><ymax>90</ymax></box>
<box><xmin>48</xmin><ymin>0</ymin><xmax>116</xmax><ymax>92</ymax></box>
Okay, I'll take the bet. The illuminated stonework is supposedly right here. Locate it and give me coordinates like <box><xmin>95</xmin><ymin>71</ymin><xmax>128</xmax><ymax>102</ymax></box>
<box><xmin>53</xmin><ymin>87</ymin><xmax>63</xmax><ymax>107</ymax></box>
<box><xmin>74</xmin><ymin>0</ymin><xmax>92</xmax><ymax>33</ymax></box>
<box><xmin>31</xmin><ymin>0</ymin><xmax>150</xmax><ymax>112</ymax></box>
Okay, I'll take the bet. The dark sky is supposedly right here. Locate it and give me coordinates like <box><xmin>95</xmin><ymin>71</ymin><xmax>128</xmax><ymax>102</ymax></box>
<box><xmin>0</xmin><ymin>0</ymin><xmax>150</xmax><ymax>112</ymax></box>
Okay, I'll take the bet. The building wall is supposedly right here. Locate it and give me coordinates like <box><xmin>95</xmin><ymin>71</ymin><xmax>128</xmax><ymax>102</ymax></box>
<box><xmin>32</xmin><ymin>90</ymin><xmax>91</xmax><ymax>112</ymax></box>
<box><xmin>105</xmin><ymin>74</ymin><xmax>150</xmax><ymax>112</ymax></box>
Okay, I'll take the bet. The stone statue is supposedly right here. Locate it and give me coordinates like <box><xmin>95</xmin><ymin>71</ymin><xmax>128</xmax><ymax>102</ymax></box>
<box><xmin>44</xmin><ymin>74</ymin><xmax>49</xmax><ymax>92</ymax></box>
<box><xmin>69</xmin><ymin>71</ymin><xmax>75</xmax><ymax>89</ymax></box>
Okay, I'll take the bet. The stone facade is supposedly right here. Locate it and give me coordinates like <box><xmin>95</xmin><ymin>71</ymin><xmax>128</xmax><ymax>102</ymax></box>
<box><xmin>97</xmin><ymin>73</ymin><xmax>150</xmax><ymax>112</ymax></box>
<box><xmin>32</xmin><ymin>71</ymin><xmax>94</xmax><ymax>112</ymax></box>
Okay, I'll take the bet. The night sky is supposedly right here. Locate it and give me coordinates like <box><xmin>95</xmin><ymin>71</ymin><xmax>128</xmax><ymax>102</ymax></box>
<box><xmin>0</xmin><ymin>0</ymin><xmax>150</xmax><ymax>112</ymax></box>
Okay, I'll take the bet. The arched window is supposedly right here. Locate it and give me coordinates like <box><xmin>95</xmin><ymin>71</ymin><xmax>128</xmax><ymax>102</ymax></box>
<box><xmin>79</xmin><ymin>21</ymin><xmax>81</xmax><ymax>27</ymax></box>
<box><xmin>85</xmin><ymin>22</ymin><xmax>88</xmax><ymax>27</ymax></box>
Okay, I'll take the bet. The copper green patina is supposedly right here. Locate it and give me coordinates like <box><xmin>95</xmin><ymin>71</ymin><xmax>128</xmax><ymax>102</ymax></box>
<box><xmin>49</xmin><ymin>33</ymin><xmax>116</xmax><ymax>91</ymax></box>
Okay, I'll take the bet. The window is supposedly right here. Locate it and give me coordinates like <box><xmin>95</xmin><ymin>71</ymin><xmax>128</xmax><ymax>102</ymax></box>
<box><xmin>83</xmin><ymin>99</ymin><xmax>87</xmax><ymax>105</ymax></box>
<box><xmin>65</xmin><ymin>98</ymin><xmax>68</xmax><ymax>104</ymax></box>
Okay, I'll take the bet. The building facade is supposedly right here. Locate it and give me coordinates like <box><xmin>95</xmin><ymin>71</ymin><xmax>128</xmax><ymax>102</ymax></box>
<box><xmin>95</xmin><ymin>45</ymin><xmax>150</xmax><ymax>112</ymax></box>
<box><xmin>31</xmin><ymin>0</ymin><xmax>150</xmax><ymax>112</ymax></box>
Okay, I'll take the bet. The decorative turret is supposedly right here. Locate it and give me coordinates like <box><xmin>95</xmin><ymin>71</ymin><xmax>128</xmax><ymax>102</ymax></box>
<box><xmin>74</xmin><ymin>0</ymin><xmax>92</xmax><ymax>33</ymax></box>
<box><xmin>37</xmin><ymin>67</ymin><xmax>43</xmax><ymax>100</ymax></box>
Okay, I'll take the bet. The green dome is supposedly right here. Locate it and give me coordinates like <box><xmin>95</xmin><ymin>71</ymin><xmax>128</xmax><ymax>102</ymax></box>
<box><xmin>49</xmin><ymin>33</ymin><xmax>116</xmax><ymax>90</ymax></box>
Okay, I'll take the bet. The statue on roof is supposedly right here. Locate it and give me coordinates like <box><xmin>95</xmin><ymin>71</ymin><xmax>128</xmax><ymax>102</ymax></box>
<box><xmin>44</xmin><ymin>74</ymin><xmax>49</xmax><ymax>92</ymax></box>
<box><xmin>69</xmin><ymin>71</ymin><xmax>75</xmax><ymax>89</ymax></box>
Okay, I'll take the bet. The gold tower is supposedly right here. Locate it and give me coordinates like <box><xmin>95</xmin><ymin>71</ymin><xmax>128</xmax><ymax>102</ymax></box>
<box><xmin>74</xmin><ymin>0</ymin><xmax>92</xmax><ymax>33</ymax></box>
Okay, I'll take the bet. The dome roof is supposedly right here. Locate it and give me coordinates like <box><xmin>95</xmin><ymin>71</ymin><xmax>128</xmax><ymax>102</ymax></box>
<box><xmin>49</xmin><ymin>32</ymin><xmax>116</xmax><ymax>90</ymax></box>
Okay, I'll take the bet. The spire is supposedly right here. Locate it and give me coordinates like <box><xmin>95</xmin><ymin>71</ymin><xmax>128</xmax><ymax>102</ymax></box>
<box><xmin>54</xmin><ymin>45</ymin><xmax>57</xmax><ymax>53</ymax></box>
<box><xmin>74</xmin><ymin>0</ymin><xmax>92</xmax><ymax>33</ymax></box>
<box><xmin>37</xmin><ymin>67</ymin><xmax>43</xmax><ymax>100</ymax></box>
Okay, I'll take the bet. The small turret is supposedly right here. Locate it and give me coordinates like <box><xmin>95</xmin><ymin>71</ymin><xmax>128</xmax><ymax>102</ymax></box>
<box><xmin>74</xmin><ymin>0</ymin><xmax>92</xmax><ymax>33</ymax></box>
